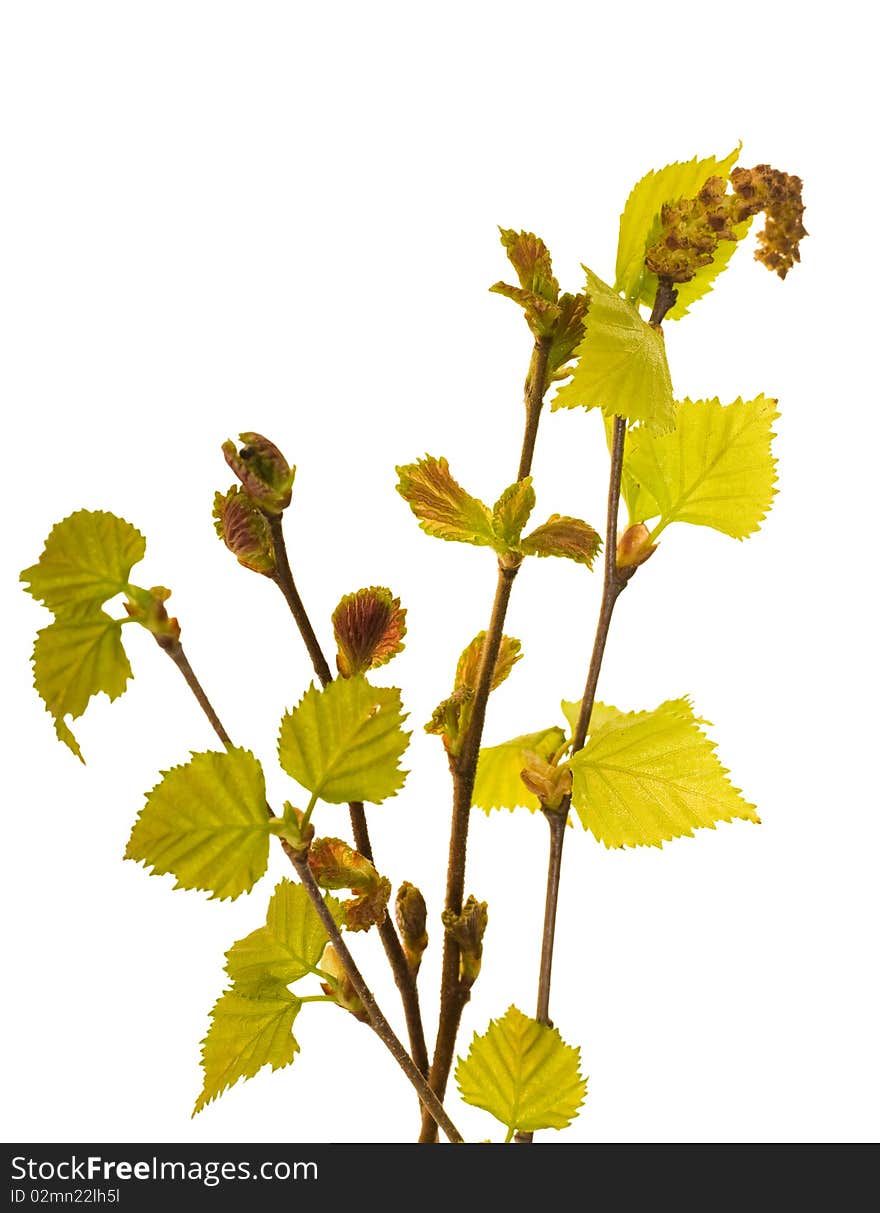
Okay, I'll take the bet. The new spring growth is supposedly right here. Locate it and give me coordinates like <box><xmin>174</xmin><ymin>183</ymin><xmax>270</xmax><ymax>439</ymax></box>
<box><xmin>123</xmin><ymin>585</ymin><xmax>181</xmax><ymax>649</ymax></box>
<box><xmin>332</xmin><ymin>587</ymin><xmax>407</xmax><ymax>678</ymax></box>
<box><xmin>213</xmin><ymin>487</ymin><xmax>277</xmax><ymax>575</ymax></box>
<box><xmin>442</xmin><ymin>896</ymin><xmax>488</xmax><ymax>989</ymax></box>
<box><xmin>308</xmin><ymin>837</ymin><xmax>392</xmax><ymax>932</ymax></box>
<box><xmin>395</xmin><ymin>882</ymin><xmax>428</xmax><ymax>976</ymax></box>
<box><xmin>222</xmin><ymin>432</ymin><xmax>296</xmax><ymax>515</ymax></box>
<box><xmin>319</xmin><ymin>945</ymin><xmax>369</xmax><ymax>1023</ymax></box>
<box><xmin>616</xmin><ymin>523</ymin><xmax>657</xmax><ymax>574</ymax></box>
<box><xmin>519</xmin><ymin>751</ymin><xmax>572</xmax><ymax>812</ymax></box>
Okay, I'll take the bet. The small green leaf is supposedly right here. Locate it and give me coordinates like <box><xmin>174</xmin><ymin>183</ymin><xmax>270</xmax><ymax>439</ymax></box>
<box><xmin>21</xmin><ymin>510</ymin><xmax>146</xmax><ymax>617</ymax></box>
<box><xmin>615</xmin><ymin>146</ymin><xmax>741</xmax><ymax>311</ymax></box>
<box><xmin>31</xmin><ymin>612</ymin><xmax>132</xmax><ymax>760</ymax></box>
<box><xmin>623</xmin><ymin>395</ymin><xmax>779</xmax><ymax>538</ymax></box>
<box><xmin>491</xmin><ymin>478</ymin><xmax>536</xmax><ymax>551</ymax></box>
<box><xmin>225</xmin><ymin>879</ymin><xmax>341</xmax><ymax>994</ymax></box>
<box><xmin>551</xmin><ymin>269</ymin><xmax>675</xmax><ymax>433</ymax></box>
<box><xmin>497</xmin><ymin>228</ymin><xmax>560</xmax><ymax>303</ymax></box>
<box><xmin>456</xmin><ymin>1006</ymin><xmax>587</xmax><ymax>1135</ymax></box>
<box><xmin>474</xmin><ymin>727</ymin><xmax>566</xmax><ymax>813</ymax></box>
<box><xmin>396</xmin><ymin>455</ymin><xmax>495</xmax><ymax>547</ymax></box>
<box><xmin>125</xmin><ymin>748</ymin><xmax>271</xmax><ymax>900</ymax></box>
<box><xmin>568</xmin><ymin>698</ymin><xmax>760</xmax><ymax>849</ymax></box>
<box><xmin>455</xmin><ymin>631</ymin><xmax>521</xmax><ymax>694</ymax></box>
<box><xmin>278</xmin><ymin>675</ymin><xmax>409</xmax><ymax>805</ymax></box>
<box><xmin>520</xmin><ymin>515</ymin><xmax>602</xmax><ymax>567</ymax></box>
<box><xmin>193</xmin><ymin>984</ymin><xmax>301</xmax><ymax>1114</ymax></box>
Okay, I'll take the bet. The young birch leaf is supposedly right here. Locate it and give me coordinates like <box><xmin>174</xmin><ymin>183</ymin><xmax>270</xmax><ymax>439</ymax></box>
<box><xmin>624</xmin><ymin>395</ymin><xmax>779</xmax><ymax>538</ymax></box>
<box><xmin>21</xmin><ymin>510</ymin><xmax>146</xmax><ymax>616</ymax></box>
<box><xmin>331</xmin><ymin>586</ymin><xmax>406</xmax><ymax>677</ymax></box>
<box><xmin>491</xmin><ymin>477</ymin><xmax>536</xmax><ymax>550</ymax></box>
<box><xmin>125</xmin><ymin>748</ymin><xmax>271</xmax><ymax>900</ymax></box>
<box><xmin>455</xmin><ymin>631</ymin><xmax>522</xmax><ymax>694</ymax></box>
<box><xmin>560</xmin><ymin>699</ymin><xmax>626</xmax><ymax>738</ymax></box>
<box><xmin>568</xmin><ymin>698</ymin><xmax>759</xmax><ymax>849</ymax></box>
<box><xmin>395</xmin><ymin>456</ymin><xmax>495</xmax><ymax>547</ymax></box>
<box><xmin>615</xmin><ymin>146</ymin><xmax>742</xmax><ymax>314</ymax></box>
<box><xmin>31</xmin><ymin>612</ymin><xmax>132</xmax><ymax>761</ymax></box>
<box><xmin>473</xmin><ymin>727</ymin><xmax>566</xmax><ymax>813</ymax></box>
<box><xmin>278</xmin><ymin>675</ymin><xmax>409</xmax><ymax>804</ymax></box>
<box><xmin>224</xmin><ymin>879</ymin><xmax>342</xmax><ymax>994</ymax></box>
<box><xmin>551</xmin><ymin>269</ymin><xmax>675</xmax><ymax>434</ymax></box>
<box><xmin>520</xmin><ymin>515</ymin><xmax>602</xmax><ymax>567</ymax></box>
<box><xmin>456</xmin><ymin>1006</ymin><xmax>587</xmax><ymax>1136</ymax></box>
<box><xmin>193</xmin><ymin>984</ymin><xmax>301</xmax><ymax>1114</ymax></box>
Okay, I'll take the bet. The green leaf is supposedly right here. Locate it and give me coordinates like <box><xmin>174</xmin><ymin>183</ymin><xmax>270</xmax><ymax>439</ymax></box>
<box><xmin>456</xmin><ymin>1006</ymin><xmax>587</xmax><ymax>1135</ymax></box>
<box><xmin>491</xmin><ymin>477</ymin><xmax>536</xmax><ymax>551</ymax></box>
<box><xmin>520</xmin><ymin>515</ymin><xmax>602</xmax><ymax>567</ymax></box>
<box><xmin>560</xmin><ymin>699</ymin><xmax>625</xmax><ymax>738</ymax></box>
<box><xmin>21</xmin><ymin>510</ymin><xmax>146</xmax><ymax>617</ymax></box>
<box><xmin>568</xmin><ymin>698</ymin><xmax>759</xmax><ymax>849</ymax></box>
<box><xmin>615</xmin><ymin>146</ymin><xmax>741</xmax><ymax>313</ymax></box>
<box><xmin>395</xmin><ymin>455</ymin><xmax>495</xmax><ymax>547</ymax></box>
<box><xmin>473</xmin><ymin>727</ymin><xmax>566</xmax><ymax>813</ymax></box>
<box><xmin>455</xmin><ymin>631</ymin><xmax>521</xmax><ymax>694</ymax></box>
<box><xmin>623</xmin><ymin>395</ymin><xmax>779</xmax><ymax>539</ymax></box>
<box><xmin>497</xmin><ymin>228</ymin><xmax>559</xmax><ymax>303</ymax></box>
<box><xmin>278</xmin><ymin>675</ymin><xmax>409</xmax><ymax>805</ymax></box>
<box><xmin>225</xmin><ymin>879</ymin><xmax>341</xmax><ymax>995</ymax></box>
<box><xmin>31</xmin><ymin>612</ymin><xmax>132</xmax><ymax>760</ymax></box>
<box><xmin>551</xmin><ymin>269</ymin><xmax>675</xmax><ymax>433</ymax></box>
<box><xmin>193</xmin><ymin>984</ymin><xmax>301</xmax><ymax>1114</ymax></box>
<box><xmin>125</xmin><ymin>747</ymin><xmax>271</xmax><ymax>900</ymax></box>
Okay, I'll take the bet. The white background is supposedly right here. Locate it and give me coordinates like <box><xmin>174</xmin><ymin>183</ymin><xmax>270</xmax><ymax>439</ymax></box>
<box><xmin>1</xmin><ymin>1</ymin><xmax>877</xmax><ymax>1146</ymax></box>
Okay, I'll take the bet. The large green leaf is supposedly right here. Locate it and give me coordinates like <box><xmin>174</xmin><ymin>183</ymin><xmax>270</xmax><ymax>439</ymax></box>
<box><xmin>551</xmin><ymin>269</ymin><xmax>675</xmax><ymax>433</ymax></box>
<box><xmin>278</xmin><ymin>675</ymin><xmax>409</xmax><ymax>805</ymax></box>
<box><xmin>615</xmin><ymin>147</ymin><xmax>742</xmax><ymax>316</ymax></box>
<box><xmin>623</xmin><ymin>395</ymin><xmax>779</xmax><ymax>539</ymax></box>
<box><xmin>125</xmin><ymin>748</ymin><xmax>271</xmax><ymax>900</ymax></box>
<box><xmin>193</xmin><ymin>984</ymin><xmax>301</xmax><ymax>1114</ymax></box>
<box><xmin>21</xmin><ymin>510</ymin><xmax>146</xmax><ymax>617</ymax></box>
<box><xmin>473</xmin><ymin>727</ymin><xmax>566</xmax><ymax>813</ymax></box>
<box><xmin>456</xmin><ymin>1006</ymin><xmax>587</xmax><ymax>1136</ymax></box>
<box><xmin>568</xmin><ymin>698</ymin><xmax>759</xmax><ymax>848</ymax></box>
<box><xmin>225</xmin><ymin>880</ymin><xmax>340</xmax><ymax>995</ymax></box>
<box><xmin>31</xmin><ymin>612</ymin><xmax>132</xmax><ymax>760</ymax></box>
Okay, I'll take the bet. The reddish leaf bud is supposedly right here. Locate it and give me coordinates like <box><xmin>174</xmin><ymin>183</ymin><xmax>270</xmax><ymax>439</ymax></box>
<box><xmin>213</xmin><ymin>487</ymin><xmax>276</xmax><ymax>575</ymax></box>
<box><xmin>616</xmin><ymin>522</ymin><xmax>658</xmax><ymax>572</ymax></box>
<box><xmin>395</xmin><ymin>882</ymin><xmax>428</xmax><ymax>975</ymax></box>
<box><xmin>332</xmin><ymin>586</ymin><xmax>407</xmax><ymax>678</ymax></box>
<box><xmin>222</xmin><ymin>432</ymin><xmax>295</xmax><ymax>514</ymax></box>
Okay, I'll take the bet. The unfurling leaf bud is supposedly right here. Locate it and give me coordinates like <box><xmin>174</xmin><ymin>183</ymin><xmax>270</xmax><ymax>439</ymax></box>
<box><xmin>616</xmin><ymin>522</ymin><xmax>657</xmax><ymax>573</ymax></box>
<box><xmin>213</xmin><ymin>487</ymin><xmax>276</xmax><ymax>575</ymax></box>
<box><xmin>124</xmin><ymin>585</ymin><xmax>181</xmax><ymax>647</ymax></box>
<box><xmin>442</xmin><ymin>895</ymin><xmax>488</xmax><ymax>989</ymax></box>
<box><xmin>269</xmin><ymin>801</ymin><xmax>314</xmax><ymax>854</ymax></box>
<box><xmin>308</xmin><ymin>837</ymin><xmax>391</xmax><ymax>932</ymax></box>
<box><xmin>332</xmin><ymin>586</ymin><xmax>407</xmax><ymax>678</ymax></box>
<box><xmin>222</xmin><ymin>432</ymin><xmax>295</xmax><ymax>514</ymax></box>
<box><xmin>519</xmin><ymin>751</ymin><xmax>572</xmax><ymax>811</ymax></box>
<box><xmin>428</xmin><ymin>633</ymin><xmax>522</xmax><ymax>758</ymax></box>
<box><xmin>319</xmin><ymin>944</ymin><xmax>369</xmax><ymax>1023</ymax></box>
<box><xmin>395</xmin><ymin>882</ymin><xmax>428</xmax><ymax>975</ymax></box>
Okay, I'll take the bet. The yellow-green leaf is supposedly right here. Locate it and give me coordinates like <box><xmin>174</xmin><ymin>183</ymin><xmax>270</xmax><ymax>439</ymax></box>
<box><xmin>520</xmin><ymin>515</ymin><xmax>602</xmax><ymax>567</ymax></box>
<box><xmin>456</xmin><ymin>1006</ymin><xmax>587</xmax><ymax>1136</ymax></box>
<box><xmin>568</xmin><ymin>698</ymin><xmax>759</xmax><ymax>849</ymax></box>
<box><xmin>474</xmin><ymin>727</ymin><xmax>566</xmax><ymax>813</ymax></box>
<box><xmin>193</xmin><ymin>984</ymin><xmax>300</xmax><ymax>1114</ymax></box>
<box><xmin>491</xmin><ymin>477</ymin><xmax>536</xmax><ymax>550</ymax></box>
<box><xmin>560</xmin><ymin>699</ymin><xmax>625</xmax><ymax>738</ymax></box>
<box><xmin>125</xmin><ymin>748</ymin><xmax>271</xmax><ymax>900</ymax></box>
<box><xmin>21</xmin><ymin>510</ymin><xmax>146</xmax><ymax>617</ymax></box>
<box><xmin>31</xmin><ymin>612</ymin><xmax>132</xmax><ymax>760</ymax></box>
<box><xmin>225</xmin><ymin>879</ymin><xmax>341</xmax><ymax>995</ymax></box>
<box><xmin>623</xmin><ymin>395</ymin><xmax>779</xmax><ymax>539</ymax></box>
<box><xmin>396</xmin><ymin>455</ymin><xmax>495</xmax><ymax>547</ymax></box>
<box><xmin>551</xmin><ymin>269</ymin><xmax>675</xmax><ymax>434</ymax></box>
<box><xmin>278</xmin><ymin>675</ymin><xmax>409</xmax><ymax>805</ymax></box>
<box><xmin>615</xmin><ymin>146</ymin><xmax>741</xmax><ymax>313</ymax></box>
